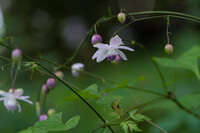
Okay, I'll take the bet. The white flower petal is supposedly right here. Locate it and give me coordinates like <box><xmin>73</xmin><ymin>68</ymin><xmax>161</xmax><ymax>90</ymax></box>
<box><xmin>118</xmin><ymin>46</ymin><xmax>134</xmax><ymax>51</ymax></box>
<box><xmin>92</xmin><ymin>49</ymin><xmax>104</xmax><ymax>59</ymax></box>
<box><xmin>109</xmin><ymin>35</ymin><xmax>123</xmax><ymax>47</ymax></box>
<box><xmin>0</xmin><ymin>90</ymin><xmax>11</xmax><ymax>98</ymax></box>
<box><xmin>93</xmin><ymin>43</ymin><xmax>109</xmax><ymax>49</ymax></box>
<box><xmin>116</xmin><ymin>49</ymin><xmax>128</xmax><ymax>60</ymax></box>
<box><xmin>96</xmin><ymin>50</ymin><xmax>108</xmax><ymax>62</ymax></box>
<box><xmin>14</xmin><ymin>88</ymin><xmax>24</xmax><ymax>97</ymax></box>
<box><xmin>17</xmin><ymin>102</ymin><xmax>21</xmax><ymax>112</ymax></box>
<box><xmin>18</xmin><ymin>96</ymin><xmax>33</xmax><ymax>104</ymax></box>
<box><xmin>0</xmin><ymin>97</ymin><xmax>4</xmax><ymax>101</ymax></box>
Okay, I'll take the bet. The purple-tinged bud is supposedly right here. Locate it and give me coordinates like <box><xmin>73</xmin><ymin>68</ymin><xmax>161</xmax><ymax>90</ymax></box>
<box><xmin>165</xmin><ymin>44</ymin><xmax>173</xmax><ymax>55</ymax></box>
<box><xmin>54</xmin><ymin>71</ymin><xmax>64</xmax><ymax>79</ymax></box>
<box><xmin>35</xmin><ymin>101</ymin><xmax>41</xmax><ymax>116</ymax></box>
<box><xmin>118</xmin><ymin>12</ymin><xmax>126</xmax><ymax>24</ymax></box>
<box><xmin>71</xmin><ymin>63</ymin><xmax>84</xmax><ymax>77</ymax></box>
<box><xmin>114</xmin><ymin>55</ymin><xmax>121</xmax><ymax>63</ymax></box>
<box><xmin>47</xmin><ymin>108</ymin><xmax>56</xmax><ymax>117</ymax></box>
<box><xmin>5</xmin><ymin>98</ymin><xmax>17</xmax><ymax>111</ymax></box>
<box><xmin>46</xmin><ymin>78</ymin><xmax>56</xmax><ymax>89</ymax></box>
<box><xmin>39</xmin><ymin>114</ymin><xmax>48</xmax><ymax>121</ymax></box>
<box><xmin>12</xmin><ymin>48</ymin><xmax>22</xmax><ymax>62</ymax></box>
<box><xmin>91</xmin><ymin>34</ymin><xmax>102</xmax><ymax>45</ymax></box>
<box><xmin>41</xmin><ymin>84</ymin><xmax>49</xmax><ymax>95</ymax></box>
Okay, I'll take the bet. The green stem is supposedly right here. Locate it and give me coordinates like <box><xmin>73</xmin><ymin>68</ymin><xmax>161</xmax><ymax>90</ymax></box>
<box><xmin>145</xmin><ymin>119</ymin><xmax>168</xmax><ymax>133</ymax></box>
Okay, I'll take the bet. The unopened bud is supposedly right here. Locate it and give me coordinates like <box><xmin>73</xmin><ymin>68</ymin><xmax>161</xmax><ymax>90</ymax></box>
<box><xmin>12</xmin><ymin>48</ymin><xmax>22</xmax><ymax>62</ymax></box>
<box><xmin>47</xmin><ymin>108</ymin><xmax>56</xmax><ymax>117</ymax></box>
<box><xmin>165</xmin><ymin>44</ymin><xmax>173</xmax><ymax>55</ymax></box>
<box><xmin>46</xmin><ymin>78</ymin><xmax>56</xmax><ymax>89</ymax></box>
<box><xmin>41</xmin><ymin>84</ymin><xmax>49</xmax><ymax>95</ymax></box>
<box><xmin>54</xmin><ymin>71</ymin><xmax>64</xmax><ymax>79</ymax></box>
<box><xmin>71</xmin><ymin>63</ymin><xmax>84</xmax><ymax>77</ymax></box>
<box><xmin>91</xmin><ymin>34</ymin><xmax>102</xmax><ymax>45</ymax></box>
<box><xmin>39</xmin><ymin>114</ymin><xmax>48</xmax><ymax>121</ymax></box>
<box><xmin>118</xmin><ymin>12</ymin><xmax>126</xmax><ymax>24</ymax></box>
<box><xmin>35</xmin><ymin>101</ymin><xmax>41</xmax><ymax>116</ymax></box>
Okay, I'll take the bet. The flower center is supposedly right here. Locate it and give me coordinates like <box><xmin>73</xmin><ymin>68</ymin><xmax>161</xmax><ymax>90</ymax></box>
<box><xmin>107</xmin><ymin>55</ymin><xmax>116</xmax><ymax>61</ymax></box>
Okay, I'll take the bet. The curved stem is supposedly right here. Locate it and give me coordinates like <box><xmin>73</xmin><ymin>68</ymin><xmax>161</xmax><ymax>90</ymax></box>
<box><xmin>145</xmin><ymin>119</ymin><xmax>168</xmax><ymax>133</ymax></box>
<box><xmin>63</xmin><ymin>11</ymin><xmax>200</xmax><ymax>66</ymax></box>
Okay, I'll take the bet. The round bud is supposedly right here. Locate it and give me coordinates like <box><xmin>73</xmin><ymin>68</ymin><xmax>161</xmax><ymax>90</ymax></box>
<box><xmin>54</xmin><ymin>71</ymin><xmax>64</xmax><ymax>79</ymax></box>
<box><xmin>46</xmin><ymin>78</ymin><xmax>56</xmax><ymax>89</ymax></box>
<box><xmin>47</xmin><ymin>108</ymin><xmax>56</xmax><ymax>117</ymax></box>
<box><xmin>118</xmin><ymin>12</ymin><xmax>126</xmax><ymax>24</ymax></box>
<box><xmin>39</xmin><ymin>114</ymin><xmax>48</xmax><ymax>121</ymax></box>
<box><xmin>12</xmin><ymin>48</ymin><xmax>22</xmax><ymax>62</ymax></box>
<box><xmin>165</xmin><ymin>44</ymin><xmax>173</xmax><ymax>55</ymax></box>
<box><xmin>91</xmin><ymin>34</ymin><xmax>102</xmax><ymax>45</ymax></box>
<box><xmin>41</xmin><ymin>84</ymin><xmax>49</xmax><ymax>95</ymax></box>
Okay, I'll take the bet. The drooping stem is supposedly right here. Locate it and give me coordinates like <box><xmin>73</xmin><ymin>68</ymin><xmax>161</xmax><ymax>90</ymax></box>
<box><xmin>12</xmin><ymin>59</ymin><xmax>21</xmax><ymax>88</ymax></box>
<box><xmin>42</xmin><ymin>94</ymin><xmax>47</xmax><ymax>114</ymax></box>
<box><xmin>166</xmin><ymin>16</ymin><xmax>170</xmax><ymax>44</ymax></box>
<box><xmin>145</xmin><ymin>119</ymin><xmax>168</xmax><ymax>133</ymax></box>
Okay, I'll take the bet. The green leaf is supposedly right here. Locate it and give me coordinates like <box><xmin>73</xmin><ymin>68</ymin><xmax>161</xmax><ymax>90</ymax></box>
<box><xmin>126</xmin><ymin>121</ymin><xmax>142</xmax><ymax>132</ymax></box>
<box><xmin>120</xmin><ymin>122</ymin><xmax>128</xmax><ymax>133</ymax></box>
<box><xmin>104</xmin><ymin>80</ymin><xmax>129</xmax><ymax>93</ymax></box>
<box><xmin>58</xmin><ymin>84</ymin><xmax>99</xmax><ymax>104</ymax></box>
<box><xmin>18</xmin><ymin>113</ymin><xmax>80</xmax><ymax>133</ymax></box>
<box><xmin>129</xmin><ymin>109</ymin><xmax>138</xmax><ymax>117</ymax></box>
<box><xmin>96</xmin><ymin>95</ymin><xmax>122</xmax><ymax>107</ymax></box>
<box><xmin>155</xmin><ymin>46</ymin><xmax>200</xmax><ymax>79</ymax></box>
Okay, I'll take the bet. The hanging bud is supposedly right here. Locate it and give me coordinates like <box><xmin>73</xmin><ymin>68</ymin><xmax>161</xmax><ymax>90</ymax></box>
<box><xmin>46</xmin><ymin>78</ymin><xmax>56</xmax><ymax>89</ymax></box>
<box><xmin>39</xmin><ymin>114</ymin><xmax>48</xmax><ymax>121</ymax></box>
<box><xmin>71</xmin><ymin>63</ymin><xmax>84</xmax><ymax>77</ymax></box>
<box><xmin>165</xmin><ymin>44</ymin><xmax>173</xmax><ymax>55</ymax></box>
<box><xmin>41</xmin><ymin>84</ymin><xmax>49</xmax><ymax>95</ymax></box>
<box><xmin>47</xmin><ymin>108</ymin><xmax>56</xmax><ymax>117</ymax></box>
<box><xmin>91</xmin><ymin>34</ymin><xmax>102</xmax><ymax>45</ymax></box>
<box><xmin>35</xmin><ymin>101</ymin><xmax>41</xmax><ymax>116</ymax></box>
<box><xmin>12</xmin><ymin>48</ymin><xmax>22</xmax><ymax>62</ymax></box>
<box><xmin>112</xmin><ymin>55</ymin><xmax>121</xmax><ymax>64</ymax></box>
<box><xmin>54</xmin><ymin>71</ymin><xmax>64</xmax><ymax>79</ymax></box>
<box><xmin>118</xmin><ymin>12</ymin><xmax>126</xmax><ymax>24</ymax></box>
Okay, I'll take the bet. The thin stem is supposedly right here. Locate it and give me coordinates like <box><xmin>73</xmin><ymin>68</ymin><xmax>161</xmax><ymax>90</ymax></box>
<box><xmin>94</xmin><ymin>24</ymin><xmax>97</xmax><ymax>34</ymax></box>
<box><xmin>12</xmin><ymin>60</ymin><xmax>21</xmax><ymax>88</ymax></box>
<box><xmin>166</xmin><ymin>16</ymin><xmax>170</xmax><ymax>44</ymax></box>
<box><xmin>145</xmin><ymin>119</ymin><xmax>168</xmax><ymax>133</ymax></box>
<box><xmin>42</xmin><ymin>94</ymin><xmax>47</xmax><ymax>114</ymax></box>
<box><xmin>171</xmin><ymin>98</ymin><xmax>200</xmax><ymax>119</ymax></box>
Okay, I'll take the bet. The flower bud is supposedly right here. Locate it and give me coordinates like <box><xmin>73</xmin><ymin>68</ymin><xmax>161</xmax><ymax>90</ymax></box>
<box><xmin>71</xmin><ymin>63</ymin><xmax>84</xmax><ymax>77</ymax></box>
<box><xmin>112</xmin><ymin>55</ymin><xmax>121</xmax><ymax>64</ymax></box>
<box><xmin>47</xmin><ymin>108</ymin><xmax>56</xmax><ymax>117</ymax></box>
<box><xmin>35</xmin><ymin>101</ymin><xmax>41</xmax><ymax>116</ymax></box>
<box><xmin>41</xmin><ymin>84</ymin><xmax>49</xmax><ymax>95</ymax></box>
<box><xmin>5</xmin><ymin>98</ymin><xmax>17</xmax><ymax>111</ymax></box>
<box><xmin>118</xmin><ymin>12</ymin><xmax>126</xmax><ymax>24</ymax></box>
<box><xmin>54</xmin><ymin>71</ymin><xmax>64</xmax><ymax>79</ymax></box>
<box><xmin>46</xmin><ymin>78</ymin><xmax>56</xmax><ymax>89</ymax></box>
<box><xmin>91</xmin><ymin>34</ymin><xmax>102</xmax><ymax>45</ymax></box>
<box><xmin>39</xmin><ymin>114</ymin><xmax>48</xmax><ymax>121</ymax></box>
<box><xmin>12</xmin><ymin>48</ymin><xmax>22</xmax><ymax>62</ymax></box>
<box><xmin>165</xmin><ymin>44</ymin><xmax>173</xmax><ymax>55</ymax></box>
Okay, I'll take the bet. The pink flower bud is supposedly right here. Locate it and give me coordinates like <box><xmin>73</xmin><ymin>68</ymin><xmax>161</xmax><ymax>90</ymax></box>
<box><xmin>41</xmin><ymin>84</ymin><xmax>49</xmax><ymax>95</ymax></box>
<box><xmin>165</xmin><ymin>44</ymin><xmax>173</xmax><ymax>55</ymax></box>
<box><xmin>91</xmin><ymin>34</ymin><xmax>102</xmax><ymax>45</ymax></box>
<box><xmin>12</xmin><ymin>48</ymin><xmax>22</xmax><ymax>62</ymax></box>
<box><xmin>46</xmin><ymin>78</ymin><xmax>56</xmax><ymax>89</ymax></box>
<box><xmin>39</xmin><ymin>114</ymin><xmax>48</xmax><ymax>121</ymax></box>
<box><xmin>118</xmin><ymin>12</ymin><xmax>126</xmax><ymax>24</ymax></box>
